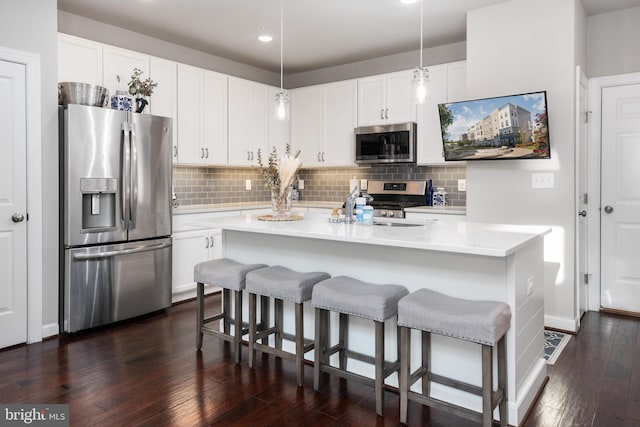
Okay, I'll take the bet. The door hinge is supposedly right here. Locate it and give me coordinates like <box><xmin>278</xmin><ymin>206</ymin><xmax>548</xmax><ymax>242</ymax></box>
<box><xmin>585</xmin><ymin>111</ymin><xmax>592</xmax><ymax>123</ymax></box>
<box><xmin>584</xmin><ymin>273</ymin><xmax>589</xmax><ymax>285</ymax></box>
<box><xmin>583</xmin><ymin>193</ymin><xmax>588</xmax><ymax>204</ymax></box>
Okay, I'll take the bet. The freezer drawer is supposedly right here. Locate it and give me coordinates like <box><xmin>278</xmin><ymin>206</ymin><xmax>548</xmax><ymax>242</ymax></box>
<box><xmin>62</xmin><ymin>237</ymin><xmax>172</xmax><ymax>333</ymax></box>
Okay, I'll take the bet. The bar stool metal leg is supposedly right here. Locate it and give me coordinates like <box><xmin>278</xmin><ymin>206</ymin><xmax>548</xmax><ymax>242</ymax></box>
<box><xmin>374</xmin><ymin>320</ymin><xmax>385</xmax><ymax>416</ymax></box>
<box><xmin>196</xmin><ymin>282</ymin><xmax>204</xmax><ymax>350</ymax></box>
<box><xmin>481</xmin><ymin>344</ymin><xmax>493</xmax><ymax>427</ymax></box>
<box><xmin>399</xmin><ymin>325</ymin><xmax>410</xmax><ymax>424</ymax></box>
<box><xmin>498</xmin><ymin>336</ymin><xmax>508</xmax><ymax>427</ymax></box>
<box><xmin>295</xmin><ymin>302</ymin><xmax>304</xmax><ymax>386</ymax></box>
<box><xmin>233</xmin><ymin>289</ymin><xmax>243</xmax><ymax>364</ymax></box>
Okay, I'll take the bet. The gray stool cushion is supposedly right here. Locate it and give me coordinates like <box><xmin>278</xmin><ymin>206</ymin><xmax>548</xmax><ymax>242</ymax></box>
<box><xmin>246</xmin><ymin>265</ymin><xmax>330</xmax><ymax>303</ymax></box>
<box><xmin>311</xmin><ymin>276</ymin><xmax>409</xmax><ymax>321</ymax></box>
<box><xmin>397</xmin><ymin>288</ymin><xmax>511</xmax><ymax>346</ymax></box>
<box><xmin>194</xmin><ymin>258</ymin><xmax>267</xmax><ymax>291</ymax></box>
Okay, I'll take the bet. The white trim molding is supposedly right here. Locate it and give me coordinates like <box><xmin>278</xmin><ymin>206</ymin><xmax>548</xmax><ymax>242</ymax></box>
<box><xmin>0</xmin><ymin>46</ymin><xmax>44</xmax><ymax>344</ymax></box>
<box><xmin>587</xmin><ymin>71</ymin><xmax>640</xmax><ymax>312</ymax></box>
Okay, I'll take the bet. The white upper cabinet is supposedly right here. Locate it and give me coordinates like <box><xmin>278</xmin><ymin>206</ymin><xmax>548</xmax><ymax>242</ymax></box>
<box><xmin>149</xmin><ymin>57</ymin><xmax>177</xmax><ymax>162</ymax></box>
<box><xmin>357</xmin><ymin>70</ymin><xmax>414</xmax><ymax>126</ymax></box>
<box><xmin>322</xmin><ymin>80</ymin><xmax>357</xmax><ymax>166</ymax></box>
<box><xmin>290</xmin><ymin>79</ymin><xmax>357</xmax><ymax>167</ymax></box>
<box><xmin>416</xmin><ymin>61</ymin><xmax>467</xmax><ymax>165</ymax></box>
<box><xmin>176</xmin><ymin>64</ymin><xmax>227</xmax><ymax>166</ymax></box>
<box><xmin>103</xmin><ymin>45</ymin><xmax>150</xmax><ymax>97</ymax></box>
<box><xmin>58</xmin><ymin>33</ymin><xmax>103</xmax><ymax>86</ymax></box>
<box><xmin>291</xmin><ymin>86</ymin><xmax>322</xmax><ymax>167</ymax></box>
<box><xmin>228</xmin><ymin>77</ymin><xmax>271</xmax><ymax>166</ymax></box>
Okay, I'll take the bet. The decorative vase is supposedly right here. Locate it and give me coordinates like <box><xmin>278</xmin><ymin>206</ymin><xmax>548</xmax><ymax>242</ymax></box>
<box><xmin>135</xmin><ymin>96</ymin><xmax>148</xmax><ymax>113</ymax></box>
<box><xmin>271</xmin><ymin>186</ymin><xmax>292</xmax><ymax>217</ymax></box>
<box><xmin>110</xmin><ymin>90</ymin><xmax>132</xmax><ymax>111</ymax></box>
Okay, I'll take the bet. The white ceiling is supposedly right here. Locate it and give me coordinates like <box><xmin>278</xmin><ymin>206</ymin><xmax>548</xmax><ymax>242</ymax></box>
<box><xmin>57</xmin><ymin>0</ymin><xmax>640</xmax><ymax>74</ymax></box>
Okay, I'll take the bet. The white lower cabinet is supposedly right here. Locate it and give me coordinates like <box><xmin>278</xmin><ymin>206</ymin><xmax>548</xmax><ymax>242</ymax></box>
<box><xmin>404</xmin><ymin>212</ymin><xmax>466</xmax><ymax>222</ymax></box>
<box><xmin>171</xmin><ymin>229</ymin><xmax>222</xmax><ymax>303</ymax></box>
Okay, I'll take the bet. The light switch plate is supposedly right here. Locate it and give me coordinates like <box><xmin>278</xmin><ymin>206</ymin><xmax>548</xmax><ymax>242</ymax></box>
<box><xmin>245</xmin><ymin>179</ymin><xmax>251</xmax><ymax>190</ymax></box>
<box><xmin>531</xmin><ymin>172</ymin><xmax>554</xmax><ymax>189</ymax></box>
<box><xmin>298</xmin><ymin>179</ymin><xmax>304</xmax><ymax>190</ymax></box>
<box><xmin>458</xmin><ymin>179</ymin><xmax>466</xmax><ymax>192</ymax></box>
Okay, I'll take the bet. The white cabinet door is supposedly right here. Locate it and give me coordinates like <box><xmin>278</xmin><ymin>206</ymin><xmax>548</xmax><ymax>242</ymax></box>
<box><xmin>322</xmin><ymin>80</ymin><xmax>357</xmax><ymax>166</ymax></box>
<box><xmin>103</xmin><ymin>45</ymin><xmax>150</xmax><ymax>96</ymax></box>
<box><xmin>357</xmin><ymin>71</ymin><xmax>414</xmax><ymax>126</ymax></box>
<box><xmin>57</xmin><ymin>33</ymin><xmax>103</xmax><ymax>85</ymax></box>
<box><xmin>228</xmin><ymin>77</ymin><xmax>270</xmax><ymax>166</ymax></box>
<box><xmin>176</xmin><ymin>64</ymin><xmax>203</xmax><ymax>164</ymax></box>
<box><xmin>447</xmin><ymin>61</ymin><xmax>467</xmax><ymax>102</ymax></box>
<box><xmin>171</xmin><ymin>229</ymin><xmax>222</xmax><ymax>303</ymax></box>
<box><xmin>290</xmin><ymin>86</ymin><xmax>322</xmax><ymax>167</ymax></box>
<box><xmin>417</xmin><ymin>64</ymin><xmax>447</xmax><ymax>165</ymax></box>
<box><xmin>149</xmin><ymin>57</ymin><xmax>178</xmax><ymax>162</ymax></box>
<box><xmin>417</xmin><ymin>62</ymin><xmax>467</xmax><ymax>165</ymax></box>
<box><xmin>202</xmin><ymin>70</ymin><xmax>228</xmax><ymax>166</ymax></box>
<box><xmin>384</xmin><ymin>70</ymin><xmax>414</xmax><ymax>124</ymax></box>
<box><xmin>357</xmin><ymin>77</ymin><xmax>385</xmax><ymax>126</ymax></box>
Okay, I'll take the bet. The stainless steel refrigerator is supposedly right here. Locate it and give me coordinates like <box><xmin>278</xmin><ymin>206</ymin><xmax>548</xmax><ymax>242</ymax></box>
<box><xmin>59</xmin><ymin>104</ymin><xmax>172</xmax><ymax>333</ymax></box>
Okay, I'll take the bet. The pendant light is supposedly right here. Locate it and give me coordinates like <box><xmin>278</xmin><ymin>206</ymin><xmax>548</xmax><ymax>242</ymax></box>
<box><xmin>412</xmin><ymin>0</ymin><xmax>429</xmax><ymax>104</ymax></box>
<box><xmin>275</xmin><ymin>0</ymin><xmax>289</xmax><ymax>120</ymax></box>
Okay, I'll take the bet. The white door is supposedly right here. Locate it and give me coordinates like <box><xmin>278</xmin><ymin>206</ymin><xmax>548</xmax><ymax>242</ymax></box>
<box><xmin>600</xmin><ymin>83</ymin><xmax>640</xmax><ymax>313</ymax></box>
<box><xmin>576</xmin><ymin>66</ymin><xmax>589</xmax><ymax>320</ymax></box>
<box><xmin>0</xmin><ymin>59</ymin><xmax>28</xmax><ymax>348</ymax></box>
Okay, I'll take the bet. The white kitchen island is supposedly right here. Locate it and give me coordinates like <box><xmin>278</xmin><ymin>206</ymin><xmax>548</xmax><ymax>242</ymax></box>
<box><xmin>193</xmin><ymin>214</ymin><xmax>550</xmax><ymax>426</ymax></box>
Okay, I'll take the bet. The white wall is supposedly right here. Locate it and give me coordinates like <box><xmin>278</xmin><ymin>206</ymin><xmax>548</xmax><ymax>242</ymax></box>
<box><xmin>587</xmin><ymin>6</ymin><xmax>640</xmax><ymax>77</ymax></box>
<box><xmin>466</xmin><ymin>0</ymin><xmax>586</xmax><ymax>331</ymax></box>
<box><xmin>58</xmin><ymin>11</ymin><xmax>280</xmax><ymax>86</ymax></box>
<box><xmin>286</xmin><ymin>42</ymin><xmax>466</xmax><ymax>88</ymax></box>
<box><xmin>0</xmin><ymin>0</ymin><xmax>58</xmax><ymax>330</ymax></box>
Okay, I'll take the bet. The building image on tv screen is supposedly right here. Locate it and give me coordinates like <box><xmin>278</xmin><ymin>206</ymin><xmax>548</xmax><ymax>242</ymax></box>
<box><xmin>439</xmin><ymin>91</ymin><xmax>550</xmax><ymax>161</ymax></box>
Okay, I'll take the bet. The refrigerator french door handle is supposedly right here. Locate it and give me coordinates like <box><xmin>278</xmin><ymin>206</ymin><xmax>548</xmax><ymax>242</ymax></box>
<box><xmin>72</xmin><ymin>241</ymin><xmax>172</xmax><ymax>260</ymax></box>
<box><xmin>130</xmin><ymin>122</ymin><xmax>138</xmax><ymax>228</ymax></box>
<box><xmin>121</xmin><ymin>121</ymin><xmax>131</xmax><ymax>229</ymax></box>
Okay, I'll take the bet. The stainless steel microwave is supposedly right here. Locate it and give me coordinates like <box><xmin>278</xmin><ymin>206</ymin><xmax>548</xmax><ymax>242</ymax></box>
<box><xmin>355</xmin><ymin>122</ymin><xmax>417</xmax><ymax>164</ymax></box>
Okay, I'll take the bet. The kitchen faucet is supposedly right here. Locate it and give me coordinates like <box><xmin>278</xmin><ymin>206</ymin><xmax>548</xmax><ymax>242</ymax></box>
<box><xmin>343</xmin><ymin>186</ymin><xmax>360</xmax><ymax>223</ymax></box>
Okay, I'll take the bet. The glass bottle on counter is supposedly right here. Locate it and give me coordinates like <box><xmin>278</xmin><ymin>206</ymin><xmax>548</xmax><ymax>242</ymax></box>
<box><xmin>426</xmin><ymin>179</ymin><xmax>433</xmax><ymax>206</ymax></box>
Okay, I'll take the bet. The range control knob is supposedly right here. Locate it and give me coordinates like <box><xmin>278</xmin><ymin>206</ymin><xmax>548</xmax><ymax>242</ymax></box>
<box><xmin>381</xmin><ymin>211</ymin><xmax>387</xmax><ymax>217</ymax></box>
<box><xmin>388</xmin><ymin>211</ymin><xmax>395</xmax><ymax>217</ymax></box>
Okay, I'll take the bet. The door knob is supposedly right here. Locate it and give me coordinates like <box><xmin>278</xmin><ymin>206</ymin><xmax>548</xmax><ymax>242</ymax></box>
<box><xmin>604</xmin><ymin>205</ymin><xmax>613</xmax><ymax>214</ymax></box>
<box><xmin>578</xmin><ymin>210</ymin><xmax>587</xmax><ymax>217</ymax></box>
<box><xmin>12</xmin><ymin>213</ymin><xmax>25</xmax><ymax>223</ymax></box>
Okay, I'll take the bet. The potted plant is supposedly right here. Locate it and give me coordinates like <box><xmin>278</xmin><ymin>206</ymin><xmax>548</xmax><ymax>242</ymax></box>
<box><xmin>127</xmin><ymin>68</ymin><xmax>157</xmax><ymax>113</ymax></box>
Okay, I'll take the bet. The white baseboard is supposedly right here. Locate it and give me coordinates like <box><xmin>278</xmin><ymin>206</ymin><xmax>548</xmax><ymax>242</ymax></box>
<box><xmin>172</xmin><ymin>283</ymin><xmax>221</xmax><ymax>304</ymax></box>
<box><xmin>41</xmin><ymin>322</ymin><xmax>59</xmax><ymax>339</ymax></box>
<box><xmin>544</xmin><ymin>314</ymin><xmax>578</xmax><ymax>333</ymax></box>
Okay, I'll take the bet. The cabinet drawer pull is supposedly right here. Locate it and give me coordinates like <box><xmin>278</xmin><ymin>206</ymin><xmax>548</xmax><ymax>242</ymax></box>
<box><xmin>385</xmin><ymin>108</ymin><xmax>389</xmax><ymax>119</ymax></box>
<box><xmin>205</xmin><ymin>236</ymin><xmax>210</xmax><ymax>248</ymax></box>
<box><xmin>205</xmin><ymin>148</ymin><xmax>209</xmax><ymax>159</ymax></box>
<box><xmin>173</xmin><ymin>145</ymin><xmax>177</xmax><ymax>158</ymax></box>
<box><xmin>380</xmin><ymin>109</ymin><xmax>384</xmax><ymax>119</ymax></box>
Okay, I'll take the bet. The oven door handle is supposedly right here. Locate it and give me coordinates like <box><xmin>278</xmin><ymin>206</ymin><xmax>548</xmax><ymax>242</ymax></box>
<box><xmin>73</xmin><ymin>242</ymin><xmax>172</xmax><ymax>260</ymax></box>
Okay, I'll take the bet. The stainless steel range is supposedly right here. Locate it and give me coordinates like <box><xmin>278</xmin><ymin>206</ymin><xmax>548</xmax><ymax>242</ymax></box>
<box><xmin>366</xmin><ymin>180</ymin><xmax>428</xmax><ymax>218</ymax></box>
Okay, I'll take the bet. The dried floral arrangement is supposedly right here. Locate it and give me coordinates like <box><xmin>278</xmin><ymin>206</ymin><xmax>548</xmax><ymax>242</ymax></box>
<box><xmin>128</xmin><ymin>68</ymin><xmax>158</xmax><ymax>97</ymax></box>
<box><xmin>256</xmin><ymin>144</ymin><xmax>302</xmax><ymax>196</ymax></box>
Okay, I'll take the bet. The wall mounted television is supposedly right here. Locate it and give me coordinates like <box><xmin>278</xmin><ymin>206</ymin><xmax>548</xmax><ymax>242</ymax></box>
<box><xmin>438</xmin><ymin>90</ymin><xmax>550</xmax><ymax>161</ymax></box>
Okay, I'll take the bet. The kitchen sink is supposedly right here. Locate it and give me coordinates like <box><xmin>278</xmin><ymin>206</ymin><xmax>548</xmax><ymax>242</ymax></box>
<box><xmin>373</xmin><ymin>221</ymin><xmax>424</xmax><ymax>227</ymax></box>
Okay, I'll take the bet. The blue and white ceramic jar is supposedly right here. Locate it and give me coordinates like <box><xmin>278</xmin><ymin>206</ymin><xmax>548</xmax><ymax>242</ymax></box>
<box><xmin>111</xmin><ymin>90</ymin><xmax>133</xmax><ymax>111</ymax></box>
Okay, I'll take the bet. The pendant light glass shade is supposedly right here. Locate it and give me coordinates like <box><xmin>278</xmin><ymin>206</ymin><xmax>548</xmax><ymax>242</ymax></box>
<box><xmin>275</xmin><ymin>0</ymin><xmax>289</xmax><ymax>120</ymax></box>
<box><xmin>412</xmin><ymin>0</ymin><xmax>429</xmax><ymax>104</ymax></box>
<box><xmin>275</xmin><ymin>90</ymin><xmax>289</xmax><ymax>120</ymax></box>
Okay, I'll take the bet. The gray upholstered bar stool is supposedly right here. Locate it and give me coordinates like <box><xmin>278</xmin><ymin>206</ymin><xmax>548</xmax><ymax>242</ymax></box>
<box><xmin>194</xmin><ymin>258</ymin><xmax>267</xmax><ymax>364</ymax></box>
<box><xmin>397</xmin><ymin>288</ymin><xmax>511</xmax><ymax>427</ymax></box>
<box><xmin>312</xmin><ymin>276</ymin><xmax>409</xmax><ymax>416</ymax></box>
<box><xmin>245</xmin><ymin>265</ymin><xmax>330</xmax><ymax>386</ymax></box>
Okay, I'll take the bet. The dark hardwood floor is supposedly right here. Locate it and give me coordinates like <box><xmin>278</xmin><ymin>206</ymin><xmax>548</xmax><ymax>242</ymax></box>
<box><xmin>1</xmin><ymin>295</ymin><xmax>639</xmax><ymax>426</ymax></box>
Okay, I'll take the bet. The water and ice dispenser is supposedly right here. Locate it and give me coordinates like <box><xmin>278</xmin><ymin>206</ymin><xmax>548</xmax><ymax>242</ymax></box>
<box><xmin>80</xmin><ymin>178</ymin><xmax>117</xmax><ymax>230</ymax></box>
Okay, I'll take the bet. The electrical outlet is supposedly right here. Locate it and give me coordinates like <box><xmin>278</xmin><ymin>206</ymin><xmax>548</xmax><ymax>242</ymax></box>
<box><xmin>245</xmin><ymin>179</ymin><xmax>251</xmax><ymax>190</ymax></box>
<box><xmin>527</xmin><ymin>276</ymin><xmax>534</xmax><ymax>296</ymax></box>
<box><xmin>531</xmin><ymin>172</ymin><xmax>554</xmax><ymax>189</ymax></box>
<box><xmin>360</xmin><ymin>179</ymin><xmax>368</xmax><ymax>191</ymax></box>
<box><xmin>458</xmin><ymin>179</ymin><xmax>466</xmax><ymax>192</ymax></box>
<box><xmin>298</xmin><ymin>179</ymin><xmax>304</xmax><ymax>190</ymax></box>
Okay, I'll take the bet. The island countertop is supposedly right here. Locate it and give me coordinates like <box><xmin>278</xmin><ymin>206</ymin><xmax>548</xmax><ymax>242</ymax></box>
<box><xmin>192</xmin><ymin>214</ymin><xmax>550</xmax><ymax>258</ymax></box>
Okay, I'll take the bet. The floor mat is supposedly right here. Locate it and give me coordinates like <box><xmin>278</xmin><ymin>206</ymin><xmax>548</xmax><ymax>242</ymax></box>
<box><xmin>544</xmin><ymin>330</ymin><xmax>571</xmax><ymax>365</ymax></box>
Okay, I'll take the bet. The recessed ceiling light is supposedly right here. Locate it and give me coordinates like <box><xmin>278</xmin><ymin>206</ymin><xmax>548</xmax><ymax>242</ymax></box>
<box><xmin>398</xmin><ymin>0</ymin><xmax>418</xmax><ymax>4</ymax></box>
<box><xmin>258</xmin><ymin>35</ymin><xmax>273</xmax><ymax>42</ymax></box>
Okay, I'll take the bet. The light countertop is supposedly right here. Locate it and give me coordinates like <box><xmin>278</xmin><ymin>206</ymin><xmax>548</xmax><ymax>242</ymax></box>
<box><xmin>191</xmin><ymin>213</ymin><xmax>550</xmax><ymax>257</ymax></box>
<box><xmin>172</xmin><ymin>201</ymin><xmax>339</xmax><ymax>215</ymax></box>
